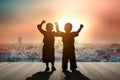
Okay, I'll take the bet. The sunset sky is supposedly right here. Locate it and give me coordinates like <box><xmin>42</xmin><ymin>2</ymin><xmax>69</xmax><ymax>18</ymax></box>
<box><xmin>0</xmin><ymin>0</ymin><xmax>120</xmax><ymax>44</ymax></box>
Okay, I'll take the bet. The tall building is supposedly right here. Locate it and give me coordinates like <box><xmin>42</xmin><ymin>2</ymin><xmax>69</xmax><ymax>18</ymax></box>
<box><xmin>18</xmin><ymin>36</ymin><xmax>22</xmax><ymax>46</ymax></box>
<box><xmin>18</xmin><ymin>36</ymin><xmax>24</xmax><ymax>54</ymax></box>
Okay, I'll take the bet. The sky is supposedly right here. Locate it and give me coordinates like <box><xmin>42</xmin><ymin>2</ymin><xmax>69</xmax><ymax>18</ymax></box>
<box><xmin>0</xmin><ymin>0</ymin><xmax>120</xmax><ymax>44</ymax></box>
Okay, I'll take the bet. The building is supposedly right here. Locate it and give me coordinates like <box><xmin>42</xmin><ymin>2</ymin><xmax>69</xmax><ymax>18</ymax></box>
<box><xmin>105</xmin><ymin>52</ymin><xmax>120</xmax><ymax>62</ymax></box>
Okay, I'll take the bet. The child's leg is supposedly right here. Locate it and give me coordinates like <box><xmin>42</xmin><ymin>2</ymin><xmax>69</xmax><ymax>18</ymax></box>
<box><xmin>45</xmin><ymin>62</ymin><xmax>49</xmax><ymax>71</ymax></box>
<box><xmin>70</xmin><ymin>57</ymin><xmax>77</xmax><ymax>71</ymax></box>
<box><xmin>62</xmin><ymin>57</ymin><xmax>68</xmax><ymax>72</ymax></box>
<box><xmin>46</xmin><ymin>62</ymin><xmax>49</xmax><ymax>68</ymax></box>
<box><xmin>51</xmin><ymin>62</ymin><xmax>56</xmax><ymax>71</ymax></box>
<box><xmin>51</xmin><ymin>62</ymin><xmax>54</xmax><ymax>67</ymax></box>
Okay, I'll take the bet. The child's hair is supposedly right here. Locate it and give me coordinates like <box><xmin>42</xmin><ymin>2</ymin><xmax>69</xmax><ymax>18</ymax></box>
<box><xmin>64</xmin><ymin>23</ymin><xmax>72</xmax><ymax>32</ymax></box>
<box><xmin>46</xmin><ymin>23</ymin><xmax>53</xmax><ymax>31</ymax></box>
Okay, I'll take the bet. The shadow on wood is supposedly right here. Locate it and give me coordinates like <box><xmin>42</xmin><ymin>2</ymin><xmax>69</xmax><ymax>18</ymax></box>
<box><xmin>26</xmin><ymin>71</ymin><xmax>53</xmax><ymax>80</ymax></box>
<box><xmin>64</xmin><ymin>70</ymin><xmax>90</xmax><ymax>80</ymax></box>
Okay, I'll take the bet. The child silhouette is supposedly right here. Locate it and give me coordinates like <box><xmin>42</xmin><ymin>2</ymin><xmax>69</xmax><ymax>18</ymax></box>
<box><xmin>55</xmin><ymin>22</ymin><xmax>83</xmax><ymax>72</ymax></box>
<box><xmin>37</xmin><ymin>20</ymin><xmax>59</xmax><ymax>71</ymax></box>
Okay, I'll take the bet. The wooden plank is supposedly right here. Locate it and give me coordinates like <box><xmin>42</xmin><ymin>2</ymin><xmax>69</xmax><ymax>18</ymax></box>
<box><xmin>0</xmin><ymin>62</ymin><xmax>120</xmax><ymax>80</ymax></box>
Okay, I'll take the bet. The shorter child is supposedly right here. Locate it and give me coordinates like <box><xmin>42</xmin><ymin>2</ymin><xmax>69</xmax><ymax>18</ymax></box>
<box><xmin>37</xmin><ymin>20</ymin><xmax>58</xmax><ymax>71</ymax></box>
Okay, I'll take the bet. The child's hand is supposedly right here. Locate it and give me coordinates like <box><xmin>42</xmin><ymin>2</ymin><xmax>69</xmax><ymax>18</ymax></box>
<box><xmin>41</xmin><ymin>20</ymin><xmax>46</xmax><ymax>24</ymax></box>
<box><xmin>55</xmin><ymin>22</ymin><xmax>59</xmax><ymax>27</ymax></box>
<box><xmin>37</xmin><ymin>20</ymin><xmax>46</xmax><ymax>28</ymax></box>
<box><xmin>37</xmin><ymin>24</ymin><xmax>41</xmax><ymax>27</ymax></box>
<box><xmin>80</xmin><ymin>24</ymin><xmax>84</xmax><ymax>29</ymax></box>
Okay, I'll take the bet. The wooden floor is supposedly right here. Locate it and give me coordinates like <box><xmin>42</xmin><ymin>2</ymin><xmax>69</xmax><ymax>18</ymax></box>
<box><xmin>0</xmin><ymin>62</ymin><xmax>120</xmax><ymax>80</ymax></box>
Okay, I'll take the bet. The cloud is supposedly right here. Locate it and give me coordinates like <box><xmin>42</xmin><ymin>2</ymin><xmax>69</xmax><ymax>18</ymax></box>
<box><xmin>1</xmin><ymin>0</ymin><xmax>120</xmax><ymax>43</ymax></box>
<box><xmin>100</xmin><ymin>11</ymin><xmax>120</xmax><ymax>27</ymax></box>
<box><xmin>0</xmin><ymin>0</ymin><xmax>48</xmax><ymax>24</ymax></box>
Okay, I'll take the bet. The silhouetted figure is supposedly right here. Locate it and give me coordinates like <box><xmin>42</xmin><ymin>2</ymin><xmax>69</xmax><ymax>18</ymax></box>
<box><xmin>37</xmin><ymin>20</ymin><xmax>59</xmax><ymax>71</ymax></box>
<box><xmin>64</xmin><ymin>70</ymin><xmax>90</xmax><ymax>80</ymax></box>
<box><xmin>55</xmin><ymin>22</ymin><xmax>83</xmax><ymax>72</ymax></box>
<box><xmin>26</xmin><ymin>71</ymin><xmax>53</xmax><ymax>80</ymax></box>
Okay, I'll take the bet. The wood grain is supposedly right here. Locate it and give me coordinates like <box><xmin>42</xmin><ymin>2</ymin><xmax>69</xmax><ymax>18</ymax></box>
<box><xmin>0</xmin><ymin>62</ymin><xmax>120</xmax><ymax>80</ymax></box>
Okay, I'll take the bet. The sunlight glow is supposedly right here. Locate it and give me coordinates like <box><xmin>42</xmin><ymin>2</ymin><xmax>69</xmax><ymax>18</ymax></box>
<box><xmin>57</xmin><ymin>17</ymin><xmax>83</xmax><ymax>32</ymax></box>
<box><xmin>55</xmin><ymin>17</ymin><xmax>91</xmax><ymax>43</ymax></box>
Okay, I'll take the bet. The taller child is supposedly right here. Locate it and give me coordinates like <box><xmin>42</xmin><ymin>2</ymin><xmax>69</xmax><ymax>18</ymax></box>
<box><xmin>37</xmin><ymin>20</ymin><xmax>58</xmax><ymax>71</ymax></box>
<box><xmin>55</xmin><ymin>22</ymin><xmax>84</xmax><ymax>72</ymax></box>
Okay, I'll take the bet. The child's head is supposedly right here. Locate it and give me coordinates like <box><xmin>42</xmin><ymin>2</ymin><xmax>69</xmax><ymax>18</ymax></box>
<box><xmin>64</xmin><ymin>23</ymin><xmax>72</xmax><ymax>33</ymax></box>
<box><xmin>46</xmin><ymin>23</ymin><xmax>53</xmax><ymax>31</ymax></box>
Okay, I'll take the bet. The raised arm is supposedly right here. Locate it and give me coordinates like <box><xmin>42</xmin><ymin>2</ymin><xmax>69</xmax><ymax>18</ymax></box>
<box><xmin>55</xmin><ymin>22</ymin><xmax>61</xmax><ymax>32</ymax></box>
<box><xmin>76</xmin><ymin>24</ymin><xmax>84</xmax><ymax>33</ymax></box>
<box><xmin>55</xmin><ymin>22</ymin><xmax>64</xmax><ymax>37</ymax></box>
<box><xmin>37</xmin><ymin>20</ymin><xmax>46</xmax><ymax>34</ymax></box>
